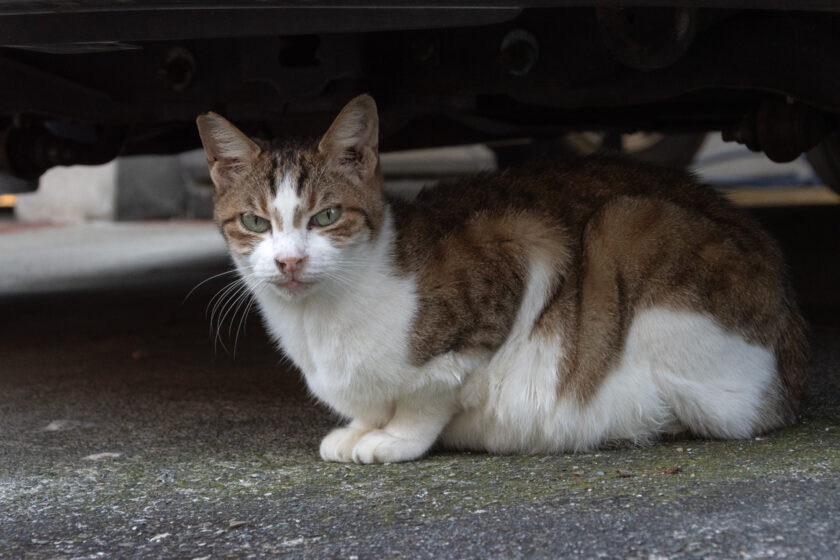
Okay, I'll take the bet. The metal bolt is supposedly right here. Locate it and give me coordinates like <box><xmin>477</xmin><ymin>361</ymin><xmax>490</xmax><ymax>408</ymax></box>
<box><xmin>500</xmin><ymin>29</ymin><xmax>539</xmax><ymax>77</ymax></box>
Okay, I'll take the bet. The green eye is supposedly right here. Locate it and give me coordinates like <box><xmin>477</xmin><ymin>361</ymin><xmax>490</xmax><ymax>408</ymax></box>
<box><xmin>310</xmin><ymin>207</ymin><xmax>342</xmax><ymax>227</ymax></box>
<box><xmin>240</xmin><ymin>214</ymin><xmax>271</xmax><ymax>233</ymax></box>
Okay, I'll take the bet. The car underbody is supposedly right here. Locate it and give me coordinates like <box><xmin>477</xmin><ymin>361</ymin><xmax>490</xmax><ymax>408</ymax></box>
<box><xmin>1</xmin><ymin>1</ymin><xmax>839</xmax><ymax>182</ymax></box>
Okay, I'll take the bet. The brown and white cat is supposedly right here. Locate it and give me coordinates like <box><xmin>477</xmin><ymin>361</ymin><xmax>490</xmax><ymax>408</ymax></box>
<box><xmin>196</xmin><ymin>95</ymin><xmax>807</xmax><ymax>464</ymax></box>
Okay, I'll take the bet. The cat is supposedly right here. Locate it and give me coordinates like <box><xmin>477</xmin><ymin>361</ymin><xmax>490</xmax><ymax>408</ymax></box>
<box><xmin>196</xmin><ymin>94</ymin><xmax>808</xmax><ymax>464</ymax></box>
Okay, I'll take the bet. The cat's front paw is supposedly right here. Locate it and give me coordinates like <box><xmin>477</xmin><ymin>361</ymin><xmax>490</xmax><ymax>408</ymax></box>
<box><xmin>320</xmin><ymin>426</ymin><xmax>369</xmax><ymax>463</ymax></box>
<box><xmin>351</xmin><ymin>430</ymin><xmax>429</xmax><ymax>464</ymax></box>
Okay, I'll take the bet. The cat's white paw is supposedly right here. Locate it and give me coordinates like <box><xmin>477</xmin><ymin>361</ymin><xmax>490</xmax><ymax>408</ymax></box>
<box><xmin>319</xmin><ymin>426</ymin><xmax>368</xmax><ymax>462</ymax></box>
<box><xmin>350</xmin><ymin>429</ymin><xmax>429</xmax><ymax>464</ymax></box>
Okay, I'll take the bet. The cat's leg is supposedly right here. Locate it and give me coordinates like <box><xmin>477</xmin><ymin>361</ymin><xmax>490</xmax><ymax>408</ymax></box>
<box><xmin>351</xmin><ymin>394</ymin><xmax>456</xmax><ymax>464</ymax></box>
<box><xmin>320</xmin><ymin>419</ymin><xmax>378</xmax><ymax>462</ymax></box>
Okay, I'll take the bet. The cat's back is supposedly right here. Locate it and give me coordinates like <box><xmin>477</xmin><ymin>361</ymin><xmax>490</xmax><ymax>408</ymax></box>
<box><xmin>390</xmin><ymin>156</ymin><xmax>776</xmax><ymax>268</ymax></box>
<box><xmin>389</xmin><ymin>156</ymin><xmax>806</xmax><ymax>425</ymax></box>
<box><xmin>402</xmin><ymin>157</ymin><xmax>810</xmax><ymax>453</ymax></box>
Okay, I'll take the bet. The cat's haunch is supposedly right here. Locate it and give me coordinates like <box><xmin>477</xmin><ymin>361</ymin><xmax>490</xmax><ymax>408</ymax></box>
<box><xmin>196</xmin><ymin>95</ymin><xmax>807</xmax><ymax>464</ymax></box>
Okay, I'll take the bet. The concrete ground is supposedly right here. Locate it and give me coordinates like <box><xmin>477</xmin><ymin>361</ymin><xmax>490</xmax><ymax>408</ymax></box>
<box><xmin>1</xmin><ymin>202</ymin><xmax>840</xmax><ymax>558</ymax></box>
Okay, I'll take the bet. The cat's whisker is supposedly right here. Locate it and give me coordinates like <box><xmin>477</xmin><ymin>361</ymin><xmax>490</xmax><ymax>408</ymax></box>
<box><xmin>207</xmin><ymin>280</ymin><xmax>245</xmax><ymax>327</ymax></box>
<box><xmin>214</xmin><ymin>282</ymin><xmax>254</xmax><ymax>354</ymax></box>
<box><xmin>209</xmin><ymin>280</ymin><xmax>254</xmax><ymax>344</ymax></box>
<box><xmin>206</xmin><ymin>271</ymin><xmax>260</xmax><ymax>319</ymax></box>
<box><xmin>223</xmin><ymin>289</ymin><xmax>252</xmax><ymax>356</ymax></box>
<box><xmin>232</xmin><ymin>294</ymin><xmax>254</xmax><ymax>356</ymax></box>
<box><xmin>233</xmin><ymin>281</ymin><xmax>266</xmax><ymax>356</ymax></box>
<box><xmin>197</xmin><ymin>268</ymin><xmax>269</xmax><ymax>357</ymax></box>
<box><xmin>227</xmin><ymin>282</ymin><xmax>257</xmax><ymax>339</ymax></box>
<box><xmin>182</xmin><ymin>267</ymin><xmax>245</xmax><ymax>305</ymax></box>
<box><xmin>223</xmin><ymin>279</ymin><xmax>259</xmax><ymax>326</ymax></box>
<box><xmin>242</xmin><ymin>284</ymin><xmax>263</xmax><ymax>335</ymax></box>
<box><xmin>207</xmin><ymin>275</ymin><xmax>245</xmax><ymax>308</ymax></box>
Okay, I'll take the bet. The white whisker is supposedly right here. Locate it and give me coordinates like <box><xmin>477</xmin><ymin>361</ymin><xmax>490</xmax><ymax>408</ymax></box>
<box><xmin>233</xmin><ymin>281</ymin><xmax>267</xmax><ymax>355</ymax></box>
<box><xmin>182</xmin><ymin>266</ymin><xmax>245</xmax><ymax>304</ymax></box>
<box><xmin>214</xmin><ymin>281</ymin><xmax>253</xmax><ymax>354</ymax></box>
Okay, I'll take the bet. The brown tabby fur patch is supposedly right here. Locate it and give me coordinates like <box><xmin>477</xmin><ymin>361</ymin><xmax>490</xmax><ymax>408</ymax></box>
<box><xmin>397</xmin><ymin>209</ymin><xmax>568</xmax><ymax>363</ymax></box>
<box><xmin>391</xmin><ymin>157</ymin><xmax>807</xmax><ymax>427</ymax></box>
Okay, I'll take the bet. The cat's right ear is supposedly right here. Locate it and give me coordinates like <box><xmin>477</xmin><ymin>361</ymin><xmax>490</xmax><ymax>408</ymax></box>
<box><xmin>196</xmin><ymin>112</ymin><xmax>261</xmax><ymax>190</ymax></box>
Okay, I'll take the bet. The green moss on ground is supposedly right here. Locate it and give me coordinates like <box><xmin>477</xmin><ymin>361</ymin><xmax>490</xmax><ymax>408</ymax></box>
<box><xmin>11</xmin><ymin>417</ymin><xmax>837</xmax><ymax>527</ymax></box>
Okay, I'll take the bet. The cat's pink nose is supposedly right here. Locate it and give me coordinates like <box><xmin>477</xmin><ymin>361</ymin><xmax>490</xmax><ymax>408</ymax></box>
<box><xmin>275</xmin><ymin>256</ymin><xmax>304</xmax><ymax>275</ymax></box>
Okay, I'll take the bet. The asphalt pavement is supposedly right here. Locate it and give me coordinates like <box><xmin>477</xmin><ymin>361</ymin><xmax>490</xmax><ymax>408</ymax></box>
<box><xmin>0</xmin><ymin>201</ymin><xmax>839</xmax><ymax>559</ymax></box>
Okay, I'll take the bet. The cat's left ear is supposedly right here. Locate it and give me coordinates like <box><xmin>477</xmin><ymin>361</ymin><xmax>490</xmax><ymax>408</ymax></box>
<box><xmin>318</xmin><ymin>94</ymin><xmax>379</xmax><ymax>185</ymax></box>
<box><xmin>196</xmin><ymin>112</ymin><xmax>261</xmax><ymax>191</ymax></box>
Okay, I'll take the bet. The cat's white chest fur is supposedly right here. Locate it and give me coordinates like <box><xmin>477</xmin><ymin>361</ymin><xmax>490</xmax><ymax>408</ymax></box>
<box><xmin>284</xmin><ymin>280</ymin><xmax>416</xmax><ymax>414</ymax></box>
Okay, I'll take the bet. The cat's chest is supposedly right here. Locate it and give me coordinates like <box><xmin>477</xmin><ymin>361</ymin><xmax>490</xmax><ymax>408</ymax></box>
<box><xmin>261</xmin><ymin>277</ymin><xmax>418</xmax><ymax>391</ymax></box>
<box><xmin>288</xmin><ymin>309</ymin><xmax>373</xmax><ymax>375</ymax></box>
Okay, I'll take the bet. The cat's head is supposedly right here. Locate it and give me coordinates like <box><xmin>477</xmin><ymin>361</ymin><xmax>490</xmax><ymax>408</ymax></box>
<box><xmin>196</xmin><ymin>95</ymin><xmax>385</xmax><ymax>301</ymax></box>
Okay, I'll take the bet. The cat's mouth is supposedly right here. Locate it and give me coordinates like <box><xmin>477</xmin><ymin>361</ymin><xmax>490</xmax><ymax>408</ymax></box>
<box><xmin>271</xmin><ymin>277</ymin><xmax>314</xmax><ymax>295</ymax></box>
<box><xmin>281</xmin><ymin>279</ymin><xmax>309</xmax><ymax>290</ymax></box>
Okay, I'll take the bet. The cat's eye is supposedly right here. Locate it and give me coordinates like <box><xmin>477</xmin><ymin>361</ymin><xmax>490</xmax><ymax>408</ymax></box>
<box><xmin>310</xmin><ymin>207</ymin><xmax>342</xmax><ymax>228</ymax></box>
<box><xmin>240</xmin><ymin>214</ymin><xmax>271</xmax><ymax>233</ymax></box>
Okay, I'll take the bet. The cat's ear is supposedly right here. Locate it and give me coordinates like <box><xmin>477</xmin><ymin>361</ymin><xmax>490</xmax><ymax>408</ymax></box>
<box><xmin>318</xmin><ymin>94</ymin><xmax>379</xmax><ymax>185</ymax></box>
<box><xmin>196</xmin><ymin>112</ymin><xmax>261</xmax><ymax>190</ymax></box>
